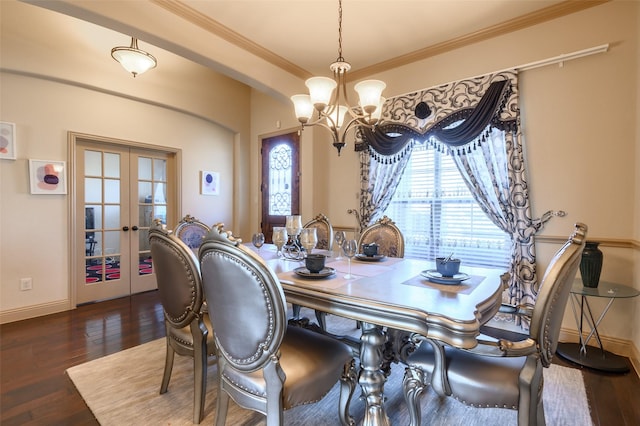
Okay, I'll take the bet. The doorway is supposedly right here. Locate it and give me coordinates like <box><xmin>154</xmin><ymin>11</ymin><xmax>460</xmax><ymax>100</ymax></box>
<box><xmin>71</xmin><ymin>133</ymin><xmax>179</xmax><ymax>305</ymax></box>
<box><xmin>260</xmin><ymin>132</ymin><xmax>300</xmax><ymax>242</ymax></box>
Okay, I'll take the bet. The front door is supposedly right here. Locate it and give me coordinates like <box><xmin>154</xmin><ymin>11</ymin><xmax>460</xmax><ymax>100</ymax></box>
<box><xmin>260</xmin><ymin>132</ymin><xmax>300</xmax><ymax>242</ymax></box>
<box><xmin>74</xmin><ymin>135</ymin><xmax>177</xmax><ymax>304</ymax></box>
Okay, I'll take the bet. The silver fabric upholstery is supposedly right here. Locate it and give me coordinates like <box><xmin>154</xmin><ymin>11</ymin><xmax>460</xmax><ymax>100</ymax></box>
<box><xmin>199</xmin><ymin>223</ymin><xmax>357</xmax><ymax>426</ymax></box>
<box><xmin>149</xmin><ymin>220</ymin><xmax>216</xmax><ymax>424</ymax></box>
<box><xmin>402</xmin><ymin>222</ymin><xmax>588</xmax><ymax>426</ymax></box>
<box><xmin>357</xmin><ymin>215</ymin><xmax>405</xmax><ymax>258</ymax></box>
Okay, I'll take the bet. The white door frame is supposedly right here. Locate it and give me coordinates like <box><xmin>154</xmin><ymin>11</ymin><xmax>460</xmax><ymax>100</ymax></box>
<box><xmin>68</xmin><ymin>131</ymin><xmax>182</xmax><ymax>307</ymax></box>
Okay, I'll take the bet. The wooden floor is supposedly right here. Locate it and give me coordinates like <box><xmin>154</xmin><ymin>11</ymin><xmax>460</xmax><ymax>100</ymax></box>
<box><xmin>1</xmin><ymin>290</ymin><xmax>638</xmax><ymax>425</ymax></box>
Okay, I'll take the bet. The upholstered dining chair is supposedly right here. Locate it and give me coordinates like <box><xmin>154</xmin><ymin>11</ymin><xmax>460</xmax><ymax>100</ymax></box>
<box><xmin>303</xmin><ymin>213</ymin><xmax>334</xmax><ymax>250</ymax></box>
<box><xmin>198</xmin><ymin>223</ymin><xmax>357</xmax><ymax>426</ymax></box>
<box><xmin>402</xmin><ymin>222</ymin><xmax>588</xmax><ymax>426</ymax></box>
<box><xmin>148</xmin><ymin>219</ymin><xmax>216</xmax><ymax>424</ymax></box>
<box><xmin>357</xmin><ymin>215</ymin><xmax>405</xmax><ymax>258</ymax></box>
<box><xmin>174</xmin><ymin>214</ymin><xmax>210</xmax><ymax>250</ymax></box>
<box><xmin>293</xmin><ymin>213</ymin><xmax>335</xmax><ymax>330</ymax></box>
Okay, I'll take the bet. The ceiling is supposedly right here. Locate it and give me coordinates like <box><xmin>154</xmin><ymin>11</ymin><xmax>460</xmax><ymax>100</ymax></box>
<box><xmin>18</xmin><ymin>0</ymin><xmax>607</xmax><ymax>96</ymax></box>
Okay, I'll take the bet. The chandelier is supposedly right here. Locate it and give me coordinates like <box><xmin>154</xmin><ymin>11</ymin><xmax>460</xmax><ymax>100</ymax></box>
<box><xmin>111</xmin><ymin>37</ymin><xmax>157</xmax><ymax>77</ymax></box>
<box><xmin>290</xmin><ymin>0</ymin><xmax>386</xmax><ymax>155</ymax></box>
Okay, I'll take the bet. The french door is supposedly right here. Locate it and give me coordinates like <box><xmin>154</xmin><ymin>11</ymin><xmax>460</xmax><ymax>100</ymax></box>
<box><xmin>74</xmin><ymin>136</ymin><xmax>177</xmax><ymax>304</ymax></box>
<box><xmin>260</xmin><ymin>132</ymin><xmax>300</xmax><ymax>242</ymax></box>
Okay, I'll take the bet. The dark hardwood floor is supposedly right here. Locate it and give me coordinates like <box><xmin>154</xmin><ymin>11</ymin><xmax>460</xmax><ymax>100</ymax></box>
<box><xmin>1</xmin><ymin>290</ymin><xmax>638</xmax><ymax>425</ymax></box>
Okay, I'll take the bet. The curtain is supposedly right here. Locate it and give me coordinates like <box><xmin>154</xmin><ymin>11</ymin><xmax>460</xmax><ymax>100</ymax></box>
<box><xmin>355</xmin><ymin>71</ymin><xmax>563</xmax><ymax>323</ymax></box>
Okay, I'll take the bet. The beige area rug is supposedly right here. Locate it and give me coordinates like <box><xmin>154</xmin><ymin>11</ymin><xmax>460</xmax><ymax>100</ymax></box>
<box><xmin>67</xmin><ymin>311</ymin><xmax>592</xmax><ymax>425</ymax></box>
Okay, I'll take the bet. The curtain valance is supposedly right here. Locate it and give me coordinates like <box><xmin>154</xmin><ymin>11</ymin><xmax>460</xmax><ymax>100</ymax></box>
<box><xmin>356</xmin><ymin>72</ymin><xmax>518</xmax><ymax>158</ymax></box>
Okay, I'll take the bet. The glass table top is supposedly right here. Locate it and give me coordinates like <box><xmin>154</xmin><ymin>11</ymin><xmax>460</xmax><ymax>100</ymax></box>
<box><xmin>570</xmin><ymin>279</ymin><xmax>640</xmax><ymax>298</ymax></box>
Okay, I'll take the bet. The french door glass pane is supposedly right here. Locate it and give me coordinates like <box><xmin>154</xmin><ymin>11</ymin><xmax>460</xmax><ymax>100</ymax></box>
<box><xmin>138</xmin><ymin>156</ymin><xmax>166</xmax><ymax>276</ymax></box>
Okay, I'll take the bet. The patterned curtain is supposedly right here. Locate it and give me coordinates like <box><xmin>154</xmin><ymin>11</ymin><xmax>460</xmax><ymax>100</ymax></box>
<box><xmin>355</xmin><ymin>70</ymin><xmax>563</xmax><ymax>321</ymax></box>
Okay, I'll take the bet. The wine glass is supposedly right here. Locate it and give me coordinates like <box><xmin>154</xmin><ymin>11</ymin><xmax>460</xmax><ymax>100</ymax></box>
<box><xmin>251</xmin><ymin>232</ymin><xmax>265</xmax><ymax>252</ymax></box>
<box><xmin>342</xmin><ymin>239</ymin><xmax>358</xmax><ymax>279</ymax></box>
<box><xmin>299</xmin><ymin>228</ymin><xmax>318</xmax><ymax>256</ymax></box>
<box><xmin>272</xmin><ymin>227</ymin><xmax>288</xmax><ymax>257</ymax></box>
<box><xmin>334</xmin><ymin>231</ymin><xmax>346</xmax><ymax>260</ymax></box>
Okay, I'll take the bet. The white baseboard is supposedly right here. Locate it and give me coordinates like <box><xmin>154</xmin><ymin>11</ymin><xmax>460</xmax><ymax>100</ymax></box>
<box><xmin>0</xmin><ymin>300</ymin><xmax>72</xmax><ymax>324</ymax></box>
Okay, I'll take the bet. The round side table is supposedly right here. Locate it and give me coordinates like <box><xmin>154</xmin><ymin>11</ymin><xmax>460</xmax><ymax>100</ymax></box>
<box><xmin>556</xmin><ymin>279</ymin><xmax>639</xmax><ymax>373</ymax></box>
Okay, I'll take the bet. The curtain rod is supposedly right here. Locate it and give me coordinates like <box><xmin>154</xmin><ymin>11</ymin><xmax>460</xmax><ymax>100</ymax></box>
<box><xmin>391</xmin><ymin>43</ymin><xmax>610</xmax><ymax>99</ymax></box>
<box><xmin>512</xmin><ymin>43</ymin><xmax>609</xmax><ymax>72</ymax></box>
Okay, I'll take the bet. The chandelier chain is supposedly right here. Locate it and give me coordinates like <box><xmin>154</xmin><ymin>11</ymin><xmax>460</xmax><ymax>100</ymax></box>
<box><xmin>336</xmin><ymin>0</ymin><xmax>344</xmax><ymax>62</ymax></box>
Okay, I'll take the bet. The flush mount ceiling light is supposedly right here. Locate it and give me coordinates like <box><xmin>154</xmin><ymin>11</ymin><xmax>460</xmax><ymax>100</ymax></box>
<box><xmin>111</xmin><ymin>37</ymin><xmax>157</xmax><ymax>77</ymax></box>
<box><xmin>291</xmin><ymin>0</ymin><xmax>386</xmax><ymax>155</ymax></box>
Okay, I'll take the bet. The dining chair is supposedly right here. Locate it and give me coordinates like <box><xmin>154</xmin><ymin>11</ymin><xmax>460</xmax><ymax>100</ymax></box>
<box><xmin>198</xmin><ymin>223</ymin><xmax>357</xmax><ymax>426</ymax></box>
<box><xmin>401</xmin><ymin>222</ymin><xmax>588</xmax><ymax>426</ymax></box>
<box><xmin>148</xmin><ymin>219</ymin><xmax>216</xmax><ymax>424</ymax></box>
<box><xmin>294</xmin><ymin>213</ymin><xmax>334</xmax><ymax>330</ymax></box>
<box><xmin>357</xmin><ymin>215</ymin><xmax>405</xmax><ymax>258</ymax></box>
<box><xmin>174</xmin><ymin>214</ymin><xmax>210</xmax><ymax>250</ymax></box>
<box><xmin>303</xmin><ymin>213</ymin><xmax>334</xmax><ymax>250</ymax></box>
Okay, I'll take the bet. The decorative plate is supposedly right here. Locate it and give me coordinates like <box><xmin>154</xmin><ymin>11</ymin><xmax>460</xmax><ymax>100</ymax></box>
<box><xmin>421</xmin><ymin>270</ymin><xmax>470</xmax><ymax>285</ymax></box>
<box><xmin>355</xmin><ymin>254</ymin><xmax>386</xmax><ymax>262</ymax></box>
<box><xmin>294</xmin><ymin>266</ymin><xmax>336</xmax><ymax>279</ymax></box>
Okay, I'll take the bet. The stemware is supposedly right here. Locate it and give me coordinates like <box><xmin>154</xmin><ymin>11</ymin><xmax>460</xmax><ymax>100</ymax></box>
<box><xmin>299</xmin><ymin>228</ymin><xmax>318</xmax><ymax>256</ymax></box>
<box><xmin>272</xmin><ymin>227</ymin><xmax>288</xmax><ymax>257</ymax></box>
<box><xmin>334</xmin><ymin>231</ymin><xmax>346</xmax><ymax>260</ymax></box>
<box><xmin>342</xmin><ymin>239</ymin><xmax>358</xmax><ymax>279</ymax></box>
<box><xmin>251</xmin><ymin>232</ymin><xmax>265</xmax><ymax>252</ymax></box>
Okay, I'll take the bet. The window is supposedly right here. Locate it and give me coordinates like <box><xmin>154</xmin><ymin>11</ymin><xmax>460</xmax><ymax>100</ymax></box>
<box><xmin>383</xmin><ymin>143</ymin><xmax>511</xmax><ymax>268</ymax></box>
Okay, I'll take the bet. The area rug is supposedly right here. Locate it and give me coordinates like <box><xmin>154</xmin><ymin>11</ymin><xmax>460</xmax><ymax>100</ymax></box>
<box><xmin>67</xmin><ymin>314</ymin><xmax>592</xmax><ymax>425</ymax></box>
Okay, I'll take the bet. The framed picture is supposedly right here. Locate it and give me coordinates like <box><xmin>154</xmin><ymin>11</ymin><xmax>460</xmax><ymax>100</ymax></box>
<box><xmin>0</xmin><ymin>122</ymin><xmax>16</xmax><ymax>160</ymax></box>
<box><xmin>29</xmin><ymin>159</ymin><xmax>67</xmax><ymax>194</ymax></box>
<box><xmin>201</xmin><ymin>170</ymin><xmax>220</xmax><ymax>195</ymax></box>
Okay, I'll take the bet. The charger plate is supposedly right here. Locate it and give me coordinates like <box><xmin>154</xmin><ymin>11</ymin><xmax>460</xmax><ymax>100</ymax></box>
<box><xmin>355</xmin><ymin>254</ymin><xmax>386</xmax><ymax>262</ymax></box>
<box><xmin>421</xmin><ymin>270</ymin><xmax>470</xmax><ymax>285</ymax></box>
<box><xmin>294</xmin><ymin>266</ymin><xmax>336</xmax><ymax>279</ymax></box>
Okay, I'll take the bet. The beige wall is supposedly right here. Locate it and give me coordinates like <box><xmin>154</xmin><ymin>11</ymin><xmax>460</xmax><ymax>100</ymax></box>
<box><xmin>0</xmin><ymin>72</ymin><xmax>239</xmax><ymax>316</ymax></box>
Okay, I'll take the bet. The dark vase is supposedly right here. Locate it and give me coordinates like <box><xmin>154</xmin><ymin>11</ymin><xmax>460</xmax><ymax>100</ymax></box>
<box><xmin>580</xmin><ymin>241</ymin><xmax>603</xmax><ymax>288</ymax></box>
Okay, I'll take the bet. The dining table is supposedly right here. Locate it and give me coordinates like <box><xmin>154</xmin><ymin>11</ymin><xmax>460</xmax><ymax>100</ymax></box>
<box><xmin>248</xmin><ymin>244</ymin><xmax>506</xmax><ymax>426</ymax></box>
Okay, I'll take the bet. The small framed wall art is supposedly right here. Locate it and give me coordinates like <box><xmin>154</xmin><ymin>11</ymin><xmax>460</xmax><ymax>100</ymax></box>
<box><xmin>0</xmin><ymin>121</ymin><xmax>16</xmax><ymax>160</ymax></box>
<box><xmin>201</xmin><ymin>170</ymin><xmax>220</xmax><ymax>195</ymax></box>
<box><xmin>29</xmin><ymin>159</ymin><xmax>67</xmax><ymax>194</ymax></box>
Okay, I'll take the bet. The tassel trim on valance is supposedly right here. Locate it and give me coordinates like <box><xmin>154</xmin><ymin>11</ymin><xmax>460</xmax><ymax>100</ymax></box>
<box><xmin>357</xmin><ymin>78</ymin><xmax>519</xmax><ymax>162</ymax></box>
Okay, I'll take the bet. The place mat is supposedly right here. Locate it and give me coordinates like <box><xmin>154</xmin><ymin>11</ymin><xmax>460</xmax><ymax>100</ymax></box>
<box><xmin>402</xmin><ymin>273</ymin><xmax>486</xmax><ymax>295</ymax></box>
<box><xmin>326</xmin><ymin>259</ymin><xmax>392</xmax><ymax>277</ymax></box>
<box><xmin>277</xmin><ymin>269</ymin><xmax>354</xmax><ymax>289</ymax></box>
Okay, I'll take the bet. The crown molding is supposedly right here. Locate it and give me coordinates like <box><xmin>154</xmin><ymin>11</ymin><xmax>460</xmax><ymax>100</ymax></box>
<box><xmin>349</xmin><ymin>0</ymin><xmax>610</xmax><ymax>80</ymax></box>
<box><xmin>150</xmin><ymin>0</ymin><xmax>310</xmax><ymax>79</ymax></box>
<box><xmin>152</xmin><ymin>0</ymin><xmax>609</xmax><ymax>82</ymax></box>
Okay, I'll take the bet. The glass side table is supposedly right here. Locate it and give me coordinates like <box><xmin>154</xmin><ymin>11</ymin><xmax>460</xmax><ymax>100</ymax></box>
<box><xmin>556</xmin><ymin>279</ymin><xmax>639</xmax><ymax>373</ymax></box>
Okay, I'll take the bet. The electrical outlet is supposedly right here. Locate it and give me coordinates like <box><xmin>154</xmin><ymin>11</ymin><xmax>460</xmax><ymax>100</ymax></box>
<box><xmin>20</xmin><ymin>278</ymin><xmax>32</xmax><ymax>291</ymax></box>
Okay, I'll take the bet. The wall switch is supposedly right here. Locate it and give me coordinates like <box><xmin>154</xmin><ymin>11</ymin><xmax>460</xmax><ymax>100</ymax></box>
<box><xmin>20</xmin><ymin>278</ymin><xmax>32</xmax><ymax>291</ymax></box>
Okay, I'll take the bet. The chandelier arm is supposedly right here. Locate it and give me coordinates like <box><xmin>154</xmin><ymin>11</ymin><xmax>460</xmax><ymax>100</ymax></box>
<box><xmin>300</xmin><ymin>121</ymin><xmax>341</xmax><ymax>145</ymax></box>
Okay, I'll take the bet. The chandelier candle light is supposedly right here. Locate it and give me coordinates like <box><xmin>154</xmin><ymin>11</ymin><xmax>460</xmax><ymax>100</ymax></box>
<box><xmin>291</xmin><ymin>0</ymin><xmax>387</xmax><ymax>155</ymax></box>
